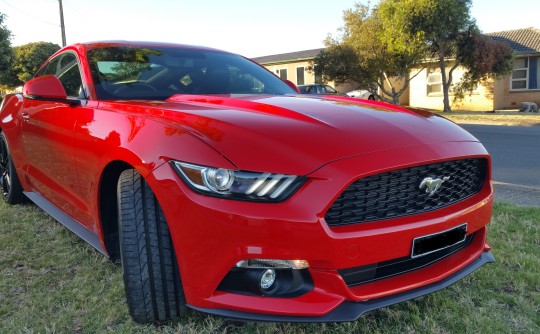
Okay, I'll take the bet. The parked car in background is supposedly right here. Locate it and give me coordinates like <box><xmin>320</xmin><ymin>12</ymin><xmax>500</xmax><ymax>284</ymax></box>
<box><xmin>298</xmin><ymin>84</ymin><xmax>343</xmax><ymax>95</ymax></box>
<box><xmin>347</xmin><ymin>89</ymin><xmax>375</xmax><ymax>100</ymax></box>
<box><xmin>0</xmin><ymin>41</ymin><xmax>495</xmax><ymax>324</ymax></box>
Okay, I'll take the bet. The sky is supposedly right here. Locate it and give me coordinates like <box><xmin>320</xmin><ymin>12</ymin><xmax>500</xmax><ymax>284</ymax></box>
<box><xmin>1</xmin><ymin>0</ymin><xmax>539</xmax><ymax>58</ymax></box>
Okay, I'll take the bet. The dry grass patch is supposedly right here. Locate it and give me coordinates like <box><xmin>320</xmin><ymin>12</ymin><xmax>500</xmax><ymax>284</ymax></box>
<box><xmin>432</xmin><ymin>110</ymin><xmax>540</xmax><ymax>126</ymax></box>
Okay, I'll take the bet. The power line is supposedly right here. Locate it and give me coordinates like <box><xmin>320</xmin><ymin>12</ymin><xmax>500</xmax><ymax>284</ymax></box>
<box><xmin>62</xmin><ymin>0</ymin><xmax>92</xmax><ymax>21</ymax></box>
<box><xmin>0</xmin><ymin>0</ymin><xmax>59</xmax><ymax>26</ymax></box>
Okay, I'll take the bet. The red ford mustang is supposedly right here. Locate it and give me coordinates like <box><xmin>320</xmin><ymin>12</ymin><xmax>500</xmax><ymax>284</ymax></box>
<box><xmin>0</xmin><ymin>41</ymin><xmax>494</xmax><ymax>323</ymax></box>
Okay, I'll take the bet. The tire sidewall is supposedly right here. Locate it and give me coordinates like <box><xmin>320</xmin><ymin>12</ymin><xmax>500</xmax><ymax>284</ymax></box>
<box><xmin>0</xmin><ymin>132</ymin><xmax>24</xmax><ymax>204</ymax></box>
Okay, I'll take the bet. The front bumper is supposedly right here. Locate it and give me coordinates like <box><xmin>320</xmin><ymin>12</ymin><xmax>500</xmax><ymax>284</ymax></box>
<box><xmin>149</xmin><ymin>141</ymin><xmax>494</xmax><ymax>320</ymax></box>
<box><xmin>188</xmin><ymin>250</ymin><xmax>495</xmax><ymax>322</ymax></box>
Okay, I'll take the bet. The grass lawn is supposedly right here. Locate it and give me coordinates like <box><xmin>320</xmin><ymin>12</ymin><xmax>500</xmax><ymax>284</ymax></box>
<box><xmin>1</xmin><ymin>201</ymin><xmax>538</xmax><ymax>333</ymax></box>
<box><xmin>431</xmin><ymin>110</ymin><xmax>540</xmax><ymax>127</ymax></box>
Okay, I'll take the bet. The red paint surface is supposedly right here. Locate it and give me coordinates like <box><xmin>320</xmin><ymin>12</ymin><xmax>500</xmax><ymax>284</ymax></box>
<box><xmin>0</xmin><ymin>41</ymin><xmax>494</xmax><ymax>318</ymax></box>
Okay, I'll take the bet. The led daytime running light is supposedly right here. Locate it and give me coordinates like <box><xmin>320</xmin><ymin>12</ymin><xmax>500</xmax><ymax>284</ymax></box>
<box><xmin>235</xmin><ymin>259</ymin><xmax>309</xmax><ymax>270</ymax></box>
<box><xmin>172</xmin><ymin>161</ymin><xmax>303</xmax><ymax>201</ymax></box>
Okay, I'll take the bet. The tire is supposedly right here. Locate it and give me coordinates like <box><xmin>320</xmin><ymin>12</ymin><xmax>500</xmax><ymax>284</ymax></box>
<box><xmin>368</xmin><ymin>95</ymin><xmax>375</xmax><ymax>100</ymax></box>
<box><xmin>0</xmin><ymin>132</ymin><xmax>25</xmax><ymax>204</ymax></box>
<box><xmin>117</xmin><ymin>169</ymin><xmax>187</xmax><ymax>323</ymax></box>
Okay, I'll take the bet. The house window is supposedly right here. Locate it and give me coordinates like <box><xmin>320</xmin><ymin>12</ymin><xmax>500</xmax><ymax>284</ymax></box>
<box><xmin>511</xmin><ymin>57</ymin><xmax>539</xmax><ymax>90</ymax></box>
<box><xmin>512</xmin><ymin>58</ymin><xmax>528</xmax><ymax>90</ymax></box>
<box><xmin>296</xmin><ymin>67</ymin><xmax>305</xmax><ymax>85</ymax></box>
<box><xmin>427</xmin><ymin>70</ymin><xmax>443</xmax><ymax>95</ymax></box>
<box><xmin>278</xmin><ymin>68</ymin><xmax>287</xmax><ymax>80</ymax></box>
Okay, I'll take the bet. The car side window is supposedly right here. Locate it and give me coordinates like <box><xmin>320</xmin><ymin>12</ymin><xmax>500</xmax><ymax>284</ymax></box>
<box><xmin>36</xmin><ymin>56</ymin><xmax>60</xmax><ymax>77</ymax></box>
<box><xmin>36</xmin><ymin>52</ymin><xmax>85</xmax><ymax>99</ymax></box>
<box><xmin>325</xmin><ymin>85</ymin><xmax>337</xmax><ymax>94</ymax></box>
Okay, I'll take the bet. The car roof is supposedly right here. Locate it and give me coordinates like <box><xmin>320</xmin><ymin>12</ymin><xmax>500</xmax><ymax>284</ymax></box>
<box><xmin>73</xmin><ymin>40</ymin><xmax>230</xmax><ymax>54</ymax></box>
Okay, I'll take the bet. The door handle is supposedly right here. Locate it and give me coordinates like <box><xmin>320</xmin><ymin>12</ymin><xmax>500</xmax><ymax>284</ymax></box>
<box><xmin>22</xmin><ymin>113</ymin><xmax>30</xmax><ymax>120</ymax></box>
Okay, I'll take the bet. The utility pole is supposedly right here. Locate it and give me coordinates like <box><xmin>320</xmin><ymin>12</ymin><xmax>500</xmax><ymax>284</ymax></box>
<box><xmin>58</xmin><ymin>0</ymin><xmax>66</xmax><ymax>47</ymax></box>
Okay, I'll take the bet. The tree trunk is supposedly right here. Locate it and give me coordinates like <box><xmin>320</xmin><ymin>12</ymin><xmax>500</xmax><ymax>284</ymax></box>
<box><xmin>439</xmin><ymin>50</ymin><xmax>452</xmax><ymax>112</ymax></box>
<box><xmin>391</xmin><ymin>86</ymin><xmax>399</xmax><ymax>105</ymax></box>
<box><xmin>382</xmin><ymin>72</ymin><xmax>401</xmax><ymax>105</ymax></box>
<box><xmin>441</xmin><ymin>80</ymin><xmax>452</xmax><ymax>112</ymax></box>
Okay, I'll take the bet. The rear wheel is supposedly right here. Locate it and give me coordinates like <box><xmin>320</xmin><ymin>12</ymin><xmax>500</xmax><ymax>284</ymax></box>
<box><xmin>117</xmin><ymin>169</ymin><xmax>187</xmax><ymax>323</ymax></box>
<box><xmin>0</xmin><ymin>132</ymin><xmax>25</xmax><ymax>204</ymax></box>
<box><xmin>368</xmin><ymin>95</ymin><xmax>375</xmax><ymax>100</ymax></box>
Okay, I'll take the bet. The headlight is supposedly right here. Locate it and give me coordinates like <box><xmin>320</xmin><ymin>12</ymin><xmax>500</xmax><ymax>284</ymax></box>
<box><xmin>171</xmin><ymin>161</ymin><xmax>305</xmax><ymax>202</ymax></box>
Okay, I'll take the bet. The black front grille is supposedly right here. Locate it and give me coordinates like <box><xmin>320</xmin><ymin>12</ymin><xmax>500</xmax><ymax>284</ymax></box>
<box><xmin>325</xmin><ymin>159</ymin><xmax>487</xmax><ymax>227</ymax></box>
<box><xmin>338</xmin><ymin>233</ymin><xmax>475</xmax><ymax>286</ymax></box>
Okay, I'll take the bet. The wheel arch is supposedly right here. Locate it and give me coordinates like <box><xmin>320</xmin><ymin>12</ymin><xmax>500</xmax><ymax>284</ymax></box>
<box><xmin>88</xmin><ymin>116</ymin><xmax>236</xmax><ymax>261</ymax></box>
<box><xmin>98</xmin><ymin>160</ymin><xmax>134</xmax><ymax>260</ymax></box>
<box><xmin>98</xmin><ymin>158</ymin><xmax>179</xmax><ymax>261</ymax></box>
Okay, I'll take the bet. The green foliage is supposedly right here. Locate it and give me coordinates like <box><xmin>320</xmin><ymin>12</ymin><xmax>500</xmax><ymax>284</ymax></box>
<box><xmin>453</xmin><ymin>29</ymin><xmax>514</xmax><ymax>101</ymax></box>
<box><xmin>311</xmin><ymin>2</ymin><xmax>426</xmax><ymax>104</ymax></box>
<box><xmin>379</xmin><ymin>0</ymin><xmax>473</xmax><ymax>52</ymax></box>
<box><xmin>0</xmin><ymin>42</ymin><xmax>61</xmax><ymax>88</ymax></box>
<box><xmin>313</xmin><ymin>44</ymin><xmax>364</xmax><ymax>88</ymax></box>
<box><xmin>378</xmin><ymin>0</ymin><xmax>513</xmax><ymax>112</ymax></box>
<box><xmin>0</xmin><ymin>13</ymin><xmax>13</xmax><ymax>85</ymax></box>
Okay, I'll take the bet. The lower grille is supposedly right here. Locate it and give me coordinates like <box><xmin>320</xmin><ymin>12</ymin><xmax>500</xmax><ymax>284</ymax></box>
<box><xmin>325</xmin><ymin>159</ymin><xmax>487</xmax><ymax>226</ymax></box>
<box><xmin>338</xmin><ymin>233</ymin><xmax>475</xmax><ymax>286</ymax></box>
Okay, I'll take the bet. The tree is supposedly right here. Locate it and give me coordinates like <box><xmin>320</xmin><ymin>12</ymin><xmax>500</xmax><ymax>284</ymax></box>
<box><xmin>311</xmin><ymin>3</ymin><xmax>426</xmax><ymax>104</ymax></box>
<box><xmin>379</xmin><ymin>0</ymin><xmax>513</xmax><ymax>112</ymax></box>
<box><xmin>0</xmin><ymin>13</ymin><xmax>13</xmax><ymax>92</ymax></box>
<box><xmin>0</xmin><ymin>42</ymin><xmax>61</xmax><ymax>88</ymax></box>
<box><xmin>453</xmin><ymin>28</ymin><xmax>514</xmax><ymax>101</ymax></box>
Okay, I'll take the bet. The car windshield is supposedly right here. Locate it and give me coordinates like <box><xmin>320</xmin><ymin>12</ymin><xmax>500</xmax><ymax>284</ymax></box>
<box><xmin>87</xmin><ymin>46</ymin><xmax>296</xmax><ymax>100</ymax></box>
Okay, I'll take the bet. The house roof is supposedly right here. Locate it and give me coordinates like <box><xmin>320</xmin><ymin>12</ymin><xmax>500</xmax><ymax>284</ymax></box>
<box><xmin>251</xmin><ymin>27</ymin><xmax>540</xmax><ymax>65</ymax></box>
<box><xmin>487</xmin><ymin>27</ymin><xmax>540</xmax><ymax>55</ymax></box>
<box><xmin>251</xmin><ymin>48</ymin><xmax>324</xmax><ymax>65</ymax></box>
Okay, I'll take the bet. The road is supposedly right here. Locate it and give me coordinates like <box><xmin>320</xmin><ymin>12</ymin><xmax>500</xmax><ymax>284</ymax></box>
<box><xmin>461</xmin><ymin>124</ymin><xmax>540</xmax><ymax>206</ymax></box>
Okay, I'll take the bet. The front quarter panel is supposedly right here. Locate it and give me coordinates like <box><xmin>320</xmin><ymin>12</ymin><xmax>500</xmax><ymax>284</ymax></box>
<box><xmin>0</xmin><ymin>94</ymin><xmax>32</xmax><ymax>191</ymax></box>
<box><xmin>72</xmin><ymin>101</ymin><xmax>237</xmax><ymax>239</ymax></box>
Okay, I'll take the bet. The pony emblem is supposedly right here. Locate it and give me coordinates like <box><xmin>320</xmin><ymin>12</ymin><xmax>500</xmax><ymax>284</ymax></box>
<box><xmin>419</xmin><ymin>176</ymin><xmax>450</xmax><ymax>196</ymax></box>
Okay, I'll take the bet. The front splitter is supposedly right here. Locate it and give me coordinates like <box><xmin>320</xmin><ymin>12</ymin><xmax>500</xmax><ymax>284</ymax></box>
<box><xmin>188</xmin><ymin>251</ymin><xmax>495</xmax><ymax>323</ymax></box>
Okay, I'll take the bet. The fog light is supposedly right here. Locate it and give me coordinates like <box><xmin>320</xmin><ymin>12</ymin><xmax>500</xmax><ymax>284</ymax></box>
<box><xmin>260</xmin><ymin>269</ymin><xmax>276</xmax><ymax>290</ymax></box>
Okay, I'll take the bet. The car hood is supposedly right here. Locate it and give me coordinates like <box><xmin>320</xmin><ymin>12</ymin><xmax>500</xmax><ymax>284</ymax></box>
<box><xmin>101</xmin><ymin>95</ymin><xmax>478</xmax><ymax>175</ymax></box>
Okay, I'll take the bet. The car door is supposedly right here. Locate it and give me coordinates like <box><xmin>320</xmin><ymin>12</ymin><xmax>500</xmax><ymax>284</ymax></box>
<box><xmin>20</xmin><ymin>51</ymin><xmax>90</xmax><ymax>223</ymax></box>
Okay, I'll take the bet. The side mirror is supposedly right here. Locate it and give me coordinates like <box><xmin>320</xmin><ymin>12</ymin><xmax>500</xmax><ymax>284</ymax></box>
<box><xmin>283</xmin><ymin>79</ymin><xmax>301</xmax><ymax>94</ymax></box>
<box><xmin>23</xmin><ymin>75</ymin><xmax>68</xmax><ymax>100</ymax></box>
<box><xmin>22</xmin><ymin>75</ymin><xmax>81</xmax><ymax>106</ymax></box>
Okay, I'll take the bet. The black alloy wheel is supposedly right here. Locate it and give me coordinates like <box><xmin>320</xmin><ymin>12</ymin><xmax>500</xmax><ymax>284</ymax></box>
<box><xmin>0</xmin><ymin>133</ymin><xmax>25</xmax><ymax>204</ymax></box>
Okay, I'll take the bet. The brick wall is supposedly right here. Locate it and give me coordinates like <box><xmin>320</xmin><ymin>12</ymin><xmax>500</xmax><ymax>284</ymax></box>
<box><xmin>409</xmin><ymin>66</ymin><xmax>494</xmax><ymax>111</ymax></box>
<box><xmin>493</xmin><ymin>75</ymin><xmax>540</xmax><ymax>109</ymax></box>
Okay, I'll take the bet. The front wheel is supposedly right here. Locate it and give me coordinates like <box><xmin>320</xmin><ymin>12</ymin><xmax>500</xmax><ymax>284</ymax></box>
<box><xmin>117</xmin><ymin>169</ymin><xmax>187</xmax><ymax>323</ymax></box>
<box><xmin>0</xmin><ymin>132</ymin><xmax>25</xmax><ymax>204</ymax></box>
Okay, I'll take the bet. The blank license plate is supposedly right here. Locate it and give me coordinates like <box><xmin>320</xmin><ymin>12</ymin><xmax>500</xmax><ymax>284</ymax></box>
<box><xmin>412</xmin><ymin>224</ymin><xmax>467</xmax><ymax>258</ymax></box>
